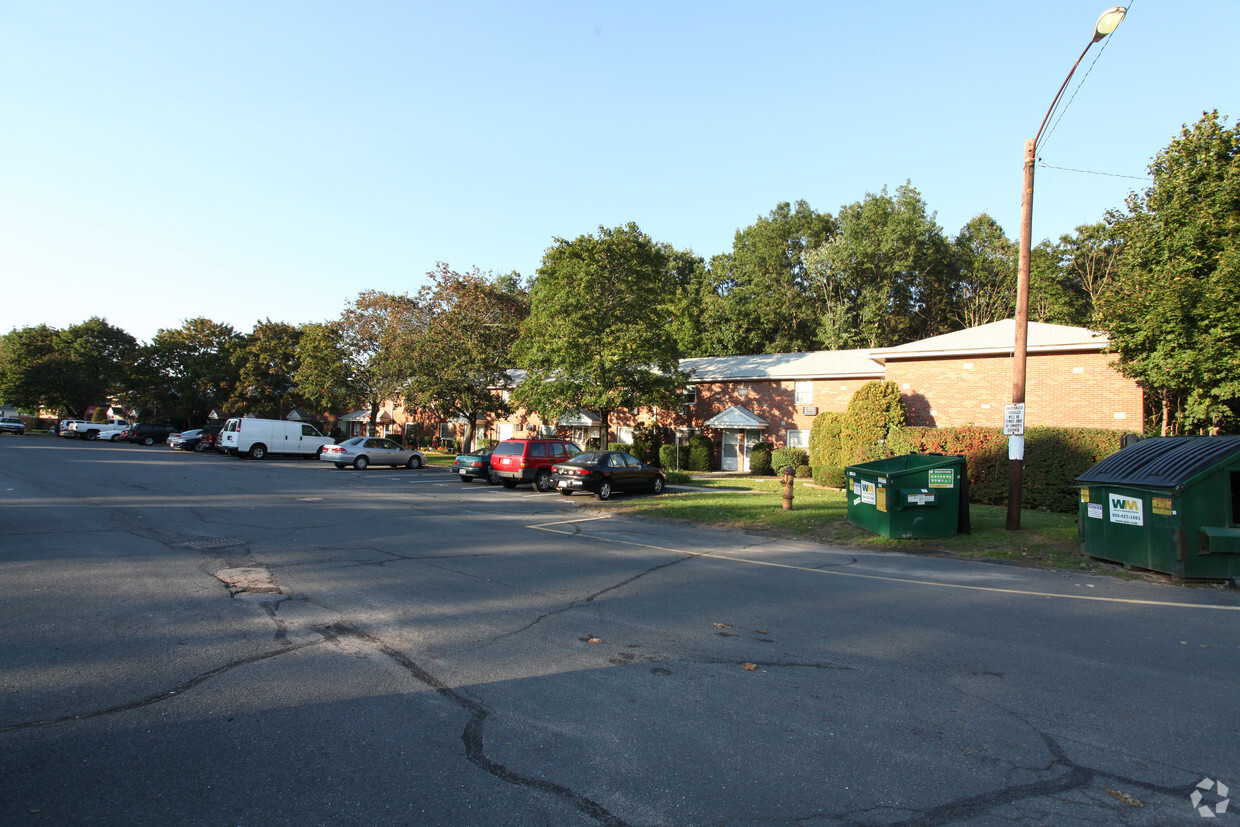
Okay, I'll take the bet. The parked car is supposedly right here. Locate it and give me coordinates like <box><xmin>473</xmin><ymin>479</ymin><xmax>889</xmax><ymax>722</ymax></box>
<box><xmin>125</xmin><ymin>423</ymin><xmax>178</xmax><ymax>445</ymax></box>
<box><xmin>452</xmin><ymin>448</ymin><xmax>500</xmax><ymax>484</ymax></box>
<box><xmin>167</xmin><ymin>429</ymin><xmax>201</xmax><ymax>450</ymax></box>
<box><xmin>320</xmin><ymin>437</ymin><xmax>425</xmax><ymax>470</ymax></box>
<box><xmin>489</xmin><ymin>437</ymin><xmax>581</xmax><ymax>491</ymax></box>
<box><xmin>193</xmin><ymin>425</ymin><xmax>223</xmax><ymax>452</ymax></box>
<box><xmin>57</xmin><ymin>419</ymin><xmax>88</xmax><ymax>438</ymax></box>
<box><xmin>551</xmin><ymin>450</ymin><xmax>667</xmax><ymax>500</ymax></box>
<box><xmin>0</xmin><ymin>416</ymin><xmax>25</xmax><ymax>435</ymax></box>
<box><xmin>219</xmin><ymin>417</ymin><xmax>332</xmax><ymax>459</ymax></box>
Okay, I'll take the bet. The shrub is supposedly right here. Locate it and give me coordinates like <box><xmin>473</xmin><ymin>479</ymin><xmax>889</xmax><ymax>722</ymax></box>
<box><xmin>795</xmin><ymin>464</ymin><xmax>812</xmax><ymax>478</ymax></box>
<box><xmin>840</xmin><ymin>380</ymin><xmax>906</xmax><ymax>464</ymax></box>
<box><xmin>608</xmin><ymin>442</ymin><xmax>625</xmax><ymax>451</ymax></box>
<box><xmin>628</xmin><ymin>422</ymin><xmax>662</xmax><ymax>465</ymax></box>
<box><xmin>659</xmin><ymin>443</ymin><xmax>690</xmax><ymax>470</ymax></box>
<box><xmin>771</xmin><ymin>447</ymin><xmax>808</xmax><ymax>473</ymax></box>
<box><xmin>664</xmin><ymin>470</ymin><xmax>692</xmax><ymax>485</ymax></box>
<box><xmin>809</xmin><ymin>411</ymin><xmax>845</xmax><ymax>468</ymax></box>
<box><xmin>749</xmin><ymin>441</ymin><xmax>775</xmax><ymax>475</ymax></box>
<box><xmin>91</xmin><ymin>407</ymin><xmax>108</xmax><ymax>423</ymax></box>
<box><xmin>688</xmin><ymin>434</ymin><xmax>715</xmax><ymax>471</ymax></box>
<box><xmin>812</xmin><ymin>465</ymin><xmax>848</xmax><ymax>488</ymax></box>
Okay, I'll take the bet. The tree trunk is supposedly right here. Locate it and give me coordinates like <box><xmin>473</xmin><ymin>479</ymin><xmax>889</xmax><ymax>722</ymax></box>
<box><xmin>1161</xmin><ymin>390</ymin><xmax>1170</xmax><ymax>437</ymax></box>
<box><xmin>368</xmin><ymin>400</ymin><xmax>381</xmax><ymax>437</ymax></box>
<box><xmin>462</xmin><ymin>412</ymin><xmax>477</xmax><ymax>453</ymax></box>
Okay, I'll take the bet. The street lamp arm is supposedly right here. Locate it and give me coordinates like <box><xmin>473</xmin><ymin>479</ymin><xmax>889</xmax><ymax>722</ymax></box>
<box><xmin>1033</xmin><ymin>40</ymin><xmax>1095</xmax><ymax>151</ymax></box>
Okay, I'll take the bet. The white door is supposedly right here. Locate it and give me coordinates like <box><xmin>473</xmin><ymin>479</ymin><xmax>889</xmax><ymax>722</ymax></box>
<box><xmin>742</xmin><ymin>431</ymin><xmax>762</xmax><ymax>472</ymax></box>
<box><xmin>497</xmin><ymin>423</ymin><xmax>515</xmax><ymax>442</ymax></box>
<box><xmin>721</xmin><ymin>431</ymin><xmax>739</xmax><ymax>471</ymax></box>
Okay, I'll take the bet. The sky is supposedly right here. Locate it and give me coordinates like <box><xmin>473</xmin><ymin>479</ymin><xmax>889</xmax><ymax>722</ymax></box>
<box><xmin>1</xmin><ymin>1</ymin><xmax>1236</xmax><ymax>343</ymax></box>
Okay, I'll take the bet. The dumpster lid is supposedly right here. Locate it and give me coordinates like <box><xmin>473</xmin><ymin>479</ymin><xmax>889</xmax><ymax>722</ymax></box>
<box><xmin>1075</xmin><ymin>436</ymin><xmax>1240</xmax><ymax>488</ymax></box>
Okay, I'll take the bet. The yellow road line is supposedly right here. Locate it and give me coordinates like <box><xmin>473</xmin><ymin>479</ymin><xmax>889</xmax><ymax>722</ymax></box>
<box><xmin>528</xmin><ymin>517</ymin><xmax>1240</xmax><ymax>612</ymax></box>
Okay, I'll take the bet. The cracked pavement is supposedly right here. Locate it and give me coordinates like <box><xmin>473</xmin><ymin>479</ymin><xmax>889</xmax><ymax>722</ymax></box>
<box><xmin>2</xmin><ymin>439</ymin><xmax>1238</xmax><ymax>825</ymax></box>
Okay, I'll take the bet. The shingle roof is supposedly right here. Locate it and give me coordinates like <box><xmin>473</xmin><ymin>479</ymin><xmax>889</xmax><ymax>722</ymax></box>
<box><xmin>873</xmin><ymin>319</ymin><xmax>1107</xmax><ymax>362</ymax></box>
<box><xmin>681</xmin><ymin>349</ymin><xmax>884</xmax><ymax>383</ymax></box>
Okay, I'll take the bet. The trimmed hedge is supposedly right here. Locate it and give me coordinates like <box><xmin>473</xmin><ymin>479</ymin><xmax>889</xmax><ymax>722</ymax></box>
<box><xmin>771</xmin><ymin>447</ymin><xmax>808</xmax><ymax>472</ymax></box>
<box><xmin>840</xmin><ymin>380</ymin><xmax>906</xmax><ymax>464</ymax></box>
<box><xmin>688</xmin><ymin>434</ymin><xmax>715</xmax><ymax>471</ymax></box>
<box><xmin>750</xmin><ymin>441</ymin><xmax>775</xmax><ymax>475</ymax></box>
<box><xmin>812</xmin><ymin>464</ymin><xmax>847</xmax><ymax>488</ymax></box>
<box><xmin>809</xmin><ymin>411</ymin><xmax>845</xmax><ymax>468</ymax></box>
<box><xmin>883</xmin><ymin>425</ymin><xmax>1124</xmax><ymax>513</ymax></box>
<box><xmin>659</xmin><ymin>443</ymin><xmax>690</xmax><ymax>470</ymax></box>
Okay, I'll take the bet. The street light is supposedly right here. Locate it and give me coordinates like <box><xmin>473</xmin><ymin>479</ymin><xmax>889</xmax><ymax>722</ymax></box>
<box><xmin>1007</xmin><ymin>6</ymin><xmax>1126</xmax><ymax>531</ymax></box>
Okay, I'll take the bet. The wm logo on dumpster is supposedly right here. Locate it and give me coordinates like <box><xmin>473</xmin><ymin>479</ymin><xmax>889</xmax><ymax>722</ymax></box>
<box><xmin>1108</xmin><ymin>494</ymin><xmax>1144</xmax><ymax>526</ymax></box>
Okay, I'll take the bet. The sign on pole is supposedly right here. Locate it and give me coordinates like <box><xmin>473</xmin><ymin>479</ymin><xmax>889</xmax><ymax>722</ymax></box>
<box><xmin>1003</xmin><ymin>403</ymin><xmax>1026</xmax><ymax>435</ymax></box>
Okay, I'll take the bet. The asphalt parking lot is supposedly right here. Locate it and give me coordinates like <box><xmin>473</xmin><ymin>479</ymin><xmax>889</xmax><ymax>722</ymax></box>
<box><xmin>2</xmin><ymin>438</ymin><xmax>1238</xmax><ymax>825</ymax></box>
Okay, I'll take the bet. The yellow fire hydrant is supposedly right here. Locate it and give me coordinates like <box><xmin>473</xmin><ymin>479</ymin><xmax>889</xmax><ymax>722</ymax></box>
<box><xmin>781</xmin><ymin>465</ymin><xmax>795</xmax><ymax>510</ymax></box>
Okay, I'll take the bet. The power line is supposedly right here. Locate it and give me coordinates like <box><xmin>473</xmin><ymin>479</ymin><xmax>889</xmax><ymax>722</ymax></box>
<box><xmin>1036</xmin><ymin>162</ymin><xmax>1151</xmax><ymax>181</ymax></box>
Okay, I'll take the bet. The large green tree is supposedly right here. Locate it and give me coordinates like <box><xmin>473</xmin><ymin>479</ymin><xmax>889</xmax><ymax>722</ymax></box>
<box><xmin>403</xmin><ymin>264</ymin><xmax>528</xmax><ymax>451</ymax></box>
<box><xmin>1097</xmin><ymin>111</ymin><xmax>1240</xmax><ymax>434</ymax></box>
<box><xmin>135</xmin><ymin>318</ymin><xmax>240</xmax><ymax>426</ymax></box>
<box><xmin>805</xmin><ymin>182</ymin><xmax>955</xmax><ymax>349</ymax></box>
<box><xmin>511</xmin><ymin>223</ymin><xmax>686</xmax><ymax>446</ymax></box>
<box><xmin>296</xmin><ymin>291</ymin><xmax>419</xmax><ymax>436</ymax></box>
<box><xmin>0</xmin><ymin>318</ymin><xmax>138</xmax><ymax>417</ymax></box>
<box><xmin>951</xmin><ymin>213</ymin><xmax>1016</xmax><ymax>328</ymax></box>
<box><xmin>229</xmin><ymin>319</ymin><xmax>304</xmax><ymax>419</ymax></box>
<box><xmin>703</xmin><ymin>201</ymin><xmax>835</xmax><ymax>355</ymax></box>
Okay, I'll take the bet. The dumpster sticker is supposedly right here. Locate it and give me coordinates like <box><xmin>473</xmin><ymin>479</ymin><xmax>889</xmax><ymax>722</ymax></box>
<box><xmin>1152</xmin><ymin>497</ymin><xmax>1173</xmax><ymax>516</ymax></box>
<box><xmin>1080</xmin><ymin>488</ymin><xmax>1090</xmax><ymax>503</ymax></box>
<box><xmin>876</xmin><ymin>486</ymin><xmax>886</xmax><ymax>513</ymax></box>
<box><xmin>928</xmin><ymin>468</ymin><xmax>954</xmax><ymax>488</ymax></box>
<box><xmin>907</xmin><ymin>492</ymin><xmax>936</xmax><ymax>505</ymax></box>
<box><xmin>1108</xmin><ymin>494</ymin><xmax>1144</xmax><ymax>526</ymax></box>
<box><xmin>860</xmin><ymin>481</ymin><xmax>877</xmax><ymax>505</ymax></box>
<box><xmin>1087</xmin><ymin>503</ymin><xmax>1103</xmax><ymax>520</ymax></box>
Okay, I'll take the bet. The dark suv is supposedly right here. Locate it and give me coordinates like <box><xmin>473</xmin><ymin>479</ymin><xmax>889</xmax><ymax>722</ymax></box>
<box><xmin>490</xmin><ymin>437</ymin><xmax>581</xmax><ymax>491</ymax></box>
<box><xmin>125</xmin><ymin>423</ymin><xmax>177</xmax><ymax>445</ymax></box>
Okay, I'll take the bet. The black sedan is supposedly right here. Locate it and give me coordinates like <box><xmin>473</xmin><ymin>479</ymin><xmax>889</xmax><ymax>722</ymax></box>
<box><xmin>452</xmin><ymin>448</ymin><xmax>500</xmax><ymax>484</ymax></box>
<box><xmin>551</xmin><ymin>450</ymin><xmax>666</xmax><ymax>500</ymax></box>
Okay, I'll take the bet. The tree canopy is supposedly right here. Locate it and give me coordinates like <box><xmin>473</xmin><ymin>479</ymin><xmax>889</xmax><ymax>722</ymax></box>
<box><xmin>511</xmin><ymin>222</ymin><xmax>686</xmax><ymax>446</ymax></box>
<box><xmin>1098</xmin><ymin>111</ymin><xmax>1240</xmax><ymax>434</ymax></box>
<box><xmin>0</xmin><ymin>318</ymin><xmax>138</xmax><ymax>417</ymax></box>
<box><xmin>402</xmin><ymin>264</ymin><xmax>529</xmax><ymax>451</ymax></box>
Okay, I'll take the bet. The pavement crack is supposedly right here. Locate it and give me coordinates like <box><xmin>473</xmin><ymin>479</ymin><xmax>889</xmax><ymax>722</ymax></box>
<box><xmin>0</xmin><ymin>638</ymin><xmax>325</xmax><ymax>734</ymax></box>
<box><xmin>485</xmin><ymin>553</ymin><xmax>699</xmax><ymax>646</ymax></box>
<box><xmin>329</xmin><ymin>622</ymin><xmax>631</xmax><ymax>827</ymax></box>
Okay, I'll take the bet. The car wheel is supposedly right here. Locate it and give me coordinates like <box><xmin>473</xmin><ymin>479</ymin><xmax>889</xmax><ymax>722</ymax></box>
<box><xmin>109</xmin><ymin>434</ymin><xmax>120</xmax><ymax>442</ymax></box>
<box><xmin>353</xmin><ymin>456</ymin><xmax>369</xmax><ymax>470</ymax></box>
<box><xmin>334</xmin><ymin>463</ymin><xmax>348</xmax><ymax>469</ymax></box>
<box><xmin>248</xmin><ymin>443</ymin><xmax>267</xmax><ymax>459</ymax></box>
<box><xmin>596</xmin><ymin>481</ymin><xmax>613</xmax><ymax>501</ymax></box>
<box><xmin>142</xmin><ymin>436</ymin><xmax>155</xmax><ymax>446</ymax></box>
<box><xmin>86</xmin><ymin>431</ymin><xmax>98</xmax><ymax>441</ymax></box>
<box><xmin>534</xmin><ymin>469</ymin><xmax>553</xmax><ymax>492</ymax></box>
<box><xmin>487</xmin><ymin>469</ymin><xmax>500</xmax><ymax>485</ymax></box>
<box><xmin>406</xmin><ymin>456</ymin><xmax>422</xmax><ymax>469</ymax></box>
<box><xmin>501</xmin><ymin>479</ymin><xmax>518</xmax><ymax>489</ymax></box>
<box><xmin>651</xmin><ymin>477</ymin><xmax>665</xmax><ymax>494</ymax></box>
<box><xmin>194</xmin><ymin>443</ymin><xmax>205</xmax><ymax>452</ymax></box>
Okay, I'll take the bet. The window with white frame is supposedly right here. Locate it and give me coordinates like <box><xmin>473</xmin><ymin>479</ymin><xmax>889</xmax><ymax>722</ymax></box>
<box><xmin>795</xmin><ymin>380</ymin><xmax>813</xmax><ymax>404</ymax></box>
<box><xmin>439</xmin><ymin>422</ymin><xmax>454</xmax><ymax>439</ymax></box>
<box><xmin>681</xmin><ymin>387</ymin><xmax>697</xmax><ymax>404</ymax></box>
<box><xmin>539</xmin><ymin>424</ymin><xmax>557</xmax><ymax>437</ymax></box>
<box><xmin>616</xmin><ymin>426</ymin><xmax>633</xmax><ymax>444</ymax></box>
<box><xmin>786</xmin><ymin>429</ymin><xmax>809</xmax><ymax>449</ymax></box>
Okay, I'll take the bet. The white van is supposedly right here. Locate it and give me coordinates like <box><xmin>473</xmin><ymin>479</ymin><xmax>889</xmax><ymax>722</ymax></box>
<box><xmin>219</xmin><ymin>417</ymin><xmax>333</xmax><ymax>459</ymax></box>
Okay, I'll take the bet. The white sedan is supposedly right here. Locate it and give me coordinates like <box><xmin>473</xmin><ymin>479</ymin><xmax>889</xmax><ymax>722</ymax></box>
<box><xmin>320</xmin><ymin>437</ymin><xmax>425</xmax><ymax>470</ymax></box>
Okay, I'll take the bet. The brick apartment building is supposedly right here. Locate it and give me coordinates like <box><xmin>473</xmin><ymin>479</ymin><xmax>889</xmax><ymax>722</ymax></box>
<box><xmin>363</xmin><ymin>320</ymin><xmax>1144</xmax><ymax>471</ymax></box>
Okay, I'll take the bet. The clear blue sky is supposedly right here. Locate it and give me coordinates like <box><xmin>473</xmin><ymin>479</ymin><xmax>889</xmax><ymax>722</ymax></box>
<box><xmin>2</xmin><ymin>1</ymin><xmax>1235</xmax><ymax>343</ymax></box>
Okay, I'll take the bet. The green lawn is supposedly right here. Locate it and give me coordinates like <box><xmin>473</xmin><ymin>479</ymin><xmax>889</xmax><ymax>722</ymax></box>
<box><xmin>615</xmin><ymin>476</ymin><xmax>1109</xmax><ymax>574</ymax></box>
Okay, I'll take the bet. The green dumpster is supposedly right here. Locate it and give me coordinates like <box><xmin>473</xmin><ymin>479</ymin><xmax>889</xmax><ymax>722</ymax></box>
<box><xmin>1075</xmin><ymin>435</ymin><xmax>1240</xmax><ymax>580</ymax></box>
<box><xmin>845</xmin><ymin>453</ymin><xmax>969</xmax><ymax>539</ymax></box>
